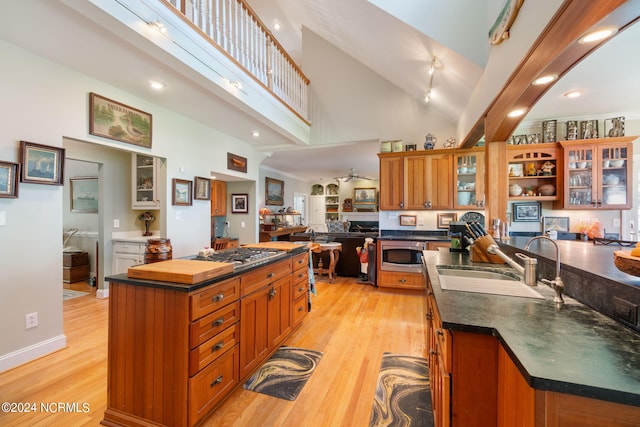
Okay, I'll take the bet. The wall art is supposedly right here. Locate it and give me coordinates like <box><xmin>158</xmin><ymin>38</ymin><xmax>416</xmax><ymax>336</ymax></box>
<box><xmin>70</xmin><ymin>177</ymin><xmax>98</xmax><ymax>213</ymax></box>
<box><xmin>265</xmin><ymin>177</ymin><xmax>284</xmax><ymax>206</ymax></box>
<box><xmin>172</xmin><ymin>178</ymin><xmax>192</xmax><ymax>206</ymax></box>
<box><xmin>20</xmin><ymin>140</ymin><xmax>65</xmax><ymax>185</ymax></box>
<box><xmin>512</xmin><ymin>202</ymin><xmax>541</xmax><ymax>222</ymax></box>
<box><xmin>231</xmin><ymin>193</ymin><xmax>249</xmax><ymax>213</ymax></box>
<box><xmin>579</xmin><ymin>119</ymin><xmax>598</xmax><ymax>139</ymax></box>
<box><xmin>399</xmin><ymin>215</ymin><xmax>417</xmax><ymax>226</ymax></box>
<box><xmin>542</xmin><ymin>120</ymin><xmax>557</xmax><ymax>143</ymax></box>
<box><xmin>0</xmin><ymin>161</ymin><xmax>19</xmax><ymax>198</ymax></box>
<box><xmin>227</xmin><ymin>153</ymin><xmax>247</xmax><ymax>173</ymax></box>
<box><xmin>194</xmin><ymin>176</ymin><xmax>211</xmax><ymax>201</ymax></box>
<box><xmin>89</xmin><ymin>92</ymin><xmax>152</xmax><ymax>148</ymax></box>
<box><xmin>605</xmin><ymin>116</ymin><xmax>625</xmax><ymax>137</ymax></box>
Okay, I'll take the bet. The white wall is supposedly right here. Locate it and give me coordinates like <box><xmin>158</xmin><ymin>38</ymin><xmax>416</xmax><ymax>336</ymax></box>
<box><xmin>0</xmin><ymin>38</ymin><xmax>265</xmax><ymax>371</ymax></box>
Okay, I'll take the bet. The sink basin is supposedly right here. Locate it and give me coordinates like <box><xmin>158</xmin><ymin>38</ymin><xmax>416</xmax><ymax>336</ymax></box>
<box><xmin>436</xmin><ymin>266</ymin><xmax>544</xmax><ymax>299</ymax></box>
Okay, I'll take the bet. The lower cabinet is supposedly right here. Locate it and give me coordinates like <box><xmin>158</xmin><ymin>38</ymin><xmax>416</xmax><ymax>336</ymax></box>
<box><xmin>112</xmin><ymin>241</ymin><xmax>144</xmax><ymax>274</ymax></box>
<box><xmin>378</xmin><ymin>270</ymin><xmax>425</xmax><ymax>289</ymax></box>
<box><xmin>103</xmin><ymin>252</ymin><xmax>310</xmax><ymax>427</ymax></box>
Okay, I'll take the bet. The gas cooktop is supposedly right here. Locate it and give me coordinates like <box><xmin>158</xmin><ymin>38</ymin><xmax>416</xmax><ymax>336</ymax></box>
<box><xmin>194</xmin><ymin>247</ymin><xmax>288</xmax><ymax>271</ymax></box>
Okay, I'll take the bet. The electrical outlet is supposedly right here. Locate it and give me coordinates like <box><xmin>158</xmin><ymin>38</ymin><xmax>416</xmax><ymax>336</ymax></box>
<box><xmin>176</xmin><ymin>211</ymin><xmax>182</xmax><ymax>220</ymax></box>
<box><xmin>613</xmin><ymin>297</ymin><xmax>637</xmax><ymax>325</ymax></box>
<box><xmin>113</xmin><ymin>219</ymin><xmax>120</xmax><ymax>228</ymax></box>
<box><xmin>25</xmin><ymin>312</ymin><xmax>38</xmax><ymax>329</ymax></box>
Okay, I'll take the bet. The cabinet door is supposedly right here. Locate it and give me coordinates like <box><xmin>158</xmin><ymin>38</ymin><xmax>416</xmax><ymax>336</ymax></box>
<box><xmin>239</xmin><ymin>287</ymin><xmax>269</xmax><ymax>379</ymax></box>
<box><xmin>113</xmin><ymin>253</ymin><xmax>141</xmax><ymax>275</ymax></box>
<box><xmin>564</xmin><ymin>144</ymin><xmax>596</xmax><ymax>208</ymax></box>
<box><xmin>211</xmin><ymin>180</ymin><xmax>227</xmax><ymax>216</ymax></box>
<box><xmin>454</xmin><ymin>150</ymin><xmax>485</xmax><ymax>209</ymax></box>
<box><xmin>379</xmin><ymin>155</ymin><xmax>404</xmax><ymax>210</ymax></box>
<box><xmin>598</xmin><ymin>143</ymin><xmax>632</xmax><ymax>209</ymax></box>
<box><xmin>267</xmin><ymin>276</ymin><xmax>292</xmax><ymax>348</ymax></box>
<box><xmin>405</xmin><ymin>155</ymin><xmax>429</xmax><ymax>209</ymax></box>
<box><xmin>426</xmin><ymin>153</ymin><xmax>453</xmax><ymax>209</ymax></box>
<box><xmin>132</xmin><ymin>154</ymin><xmax>159</xmax><ymax>209</ymax></box>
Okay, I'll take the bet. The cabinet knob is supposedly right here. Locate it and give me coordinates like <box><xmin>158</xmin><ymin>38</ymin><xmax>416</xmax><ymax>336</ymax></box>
<box><xmin>212</xmin><ymin>294</ymin><xmax>224</xmax><ymax>302</ymax></box>
<box><xmin>436</xmin><ymin>329</ymin><xmax>444</xmax><ymax>337</ymax></box>
<box><xmin>399</xmin><ymin>279</ymin><xmax>406</xmax><ymax>283</ymax></box>
<box><xmin>211</xmin><ymin>341</ymin><xmax>225</xmax><ymax>352</ymax></box>
<box><xmin>212</xmin><ymin>317</ymin><xmax>225</xmax><ymax>327</ymax></box>
<box><xmin>210</xmin><ymin>375</ymin><xmax>224</xmax><ymax>387</ymax></box>
<box><xmin>400</xmin><ymin>201</ymin><xmax>404</xmax><ymax>208</ymax></box>
<box><xmin>429</xmin><ymin>349</ymin><xmax>438</xmax><ymax>356</ymax></box>
<box><xmin>424</xmin><ymin>201</ymin><xmax>432</xmax><ymax>208</ymax></box>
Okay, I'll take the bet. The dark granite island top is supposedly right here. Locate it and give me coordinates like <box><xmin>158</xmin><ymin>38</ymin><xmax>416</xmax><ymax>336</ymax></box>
<box><xmin>423</xmin><ymin>249</ymin><xmax>640</xmax><ymax>408</ymax></box>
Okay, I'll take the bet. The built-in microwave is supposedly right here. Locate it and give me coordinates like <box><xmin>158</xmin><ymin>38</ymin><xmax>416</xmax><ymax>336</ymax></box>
<box><xmin>379</xmin><ymin>240</ymin><xmax>426</xmax><ymax>274</ymax></box>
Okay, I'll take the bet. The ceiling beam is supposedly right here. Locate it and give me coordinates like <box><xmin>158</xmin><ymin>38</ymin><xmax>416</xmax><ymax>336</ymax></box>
<box><xmin>461</xmin><ymin>0</ymin><xmax>639</xmax><ymax>147</ymax></box>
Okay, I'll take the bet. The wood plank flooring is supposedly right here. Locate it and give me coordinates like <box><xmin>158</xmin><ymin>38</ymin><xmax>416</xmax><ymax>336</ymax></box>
<box><xmin>0</xmin><ymin>277</ymin><xmax>427</xmax><ymax>427</ymax></box>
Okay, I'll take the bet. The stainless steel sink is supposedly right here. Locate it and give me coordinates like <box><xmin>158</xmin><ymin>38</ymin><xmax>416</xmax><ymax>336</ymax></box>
<box><xmin>436</xmin><ymin>266</ymin><xmax>544</xmax><ymax>299</ymax></box>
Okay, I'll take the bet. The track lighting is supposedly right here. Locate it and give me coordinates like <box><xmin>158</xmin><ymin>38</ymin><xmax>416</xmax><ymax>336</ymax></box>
<box><xmin>424</xmin><ymin>56</ymin><xmax>438</xmax><ymax>104</ymax></box>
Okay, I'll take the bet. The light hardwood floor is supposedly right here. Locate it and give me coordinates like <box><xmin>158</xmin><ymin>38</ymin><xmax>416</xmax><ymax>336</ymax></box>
<box><xmin>0</xmin><ymin>277</ymin><xmax>427</xmax><ymax>427</ymax></box>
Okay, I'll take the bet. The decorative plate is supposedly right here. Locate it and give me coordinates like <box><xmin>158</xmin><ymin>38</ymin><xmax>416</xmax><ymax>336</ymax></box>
<box><xmin>459</xmin><ymin>211</ymin><xmax>485</xmax><ymax>228</ymax></box>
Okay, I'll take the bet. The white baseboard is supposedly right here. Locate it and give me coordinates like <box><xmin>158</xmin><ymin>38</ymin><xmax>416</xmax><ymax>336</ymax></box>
<box><xmin>96</xmin><ymin>288</ymin><xmax>109</xmax><ymax>299</ymax></box>
<box><xmin>0</xmin><ymin>334</ymin><xmax>67</xmax><ymax>373</ymax></box>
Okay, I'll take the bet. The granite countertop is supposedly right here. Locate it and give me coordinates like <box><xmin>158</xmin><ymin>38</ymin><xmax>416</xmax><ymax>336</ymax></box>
<box><xmin>424</xmin><ymin>249</ymin><xmax>640</xmax><ymax>407</ymax></box>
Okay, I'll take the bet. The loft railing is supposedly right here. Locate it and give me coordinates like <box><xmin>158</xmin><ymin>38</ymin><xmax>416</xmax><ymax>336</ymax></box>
<box><xmin>163</xmin><ymin>0</ymin><xmax>310</xmax><ymax>123</ymax></box>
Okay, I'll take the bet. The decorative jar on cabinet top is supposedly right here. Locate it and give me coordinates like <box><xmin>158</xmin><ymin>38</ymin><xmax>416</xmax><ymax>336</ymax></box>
<box><xmin>509</xmin><ymin>183</ymin><xmax>522</xmax><ymax>197</ymax></box>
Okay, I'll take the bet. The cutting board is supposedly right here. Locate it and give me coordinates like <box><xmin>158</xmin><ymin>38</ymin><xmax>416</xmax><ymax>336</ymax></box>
<box><xmin>242</xmin><ymin>242</ymin><xmax>310</xmax><ymax>252</ymax></box>
<box><xmin>128</xmin><ymin>259</ymin><xmax>234</xmax><ymax>284</ymax></box>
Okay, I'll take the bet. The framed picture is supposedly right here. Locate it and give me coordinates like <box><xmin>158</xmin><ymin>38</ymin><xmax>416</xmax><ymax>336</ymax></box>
<box><xmin>20</xmin><ymin>140</ymin><xmax>65</xmax><ymax>185</ymax></box>
<box><xmin>265</xmin><ymin>177</ymin><xmax>284</xmax><ymax>206</ymax></box>
<box><xmin>565</xmin><ymin>120</ymin><xmax>578</xmax><ymax>140</ymax></box>
<box><xmin>70</xmin><ymin>177</ymin><xmax>98</xmax><ymax>213</ymax></box>
<box><xmin>512</xmin><ymin>202</ymin><xmax>541</xmax><ymax>222</ymax></box>
<box><xmin>508</xmin><ymin>163</ymin><xmax>523</xmax><ymax>177</ymax></box>
<box><xmin>579</xmin><ymin>119</ymin><xmax>598</xmax><ymax>139</ymax></box>
<box><xmin>542</xmin><ymin>120</ymin><xmax>557</xmax><ymax>143</ymax></box>
<box><xmin>89</xmin><ymin>92</ymin><xmax>152</xmax><ymax>148</ymax></box>
<box><xmin>194</xmin><ymin>176</ymin><xmax>211</xmax><ymax>200</ymax></box>
<box><xmin>0</xmin><ymin>161</ymin><xmax>19</xmax><ymax>198</ymax></box>
<box><xmin>438</xmin><ymin>213</ymin><xmax>457</xmax><ymax>229</ymax></box>
<box><xmin>543</xmin><ymin>216</ymin><xmax>570</xmax><ymax>233</ymax></box>
<box><xmin>399</xmin><ymin>215</ymin><xmax>417</xmax><ymax>226</ymax></box>
<box><xmin>227</xmin><ymin>153</ymin><xmax>247</xmax><ymax>173</ymax></box>
<box><xmin>526</xmin><ymin>133</ymin><xmax>541</xmax><ymax>144</ymax></box>
<box><xmin>604</xmin><ymin>116</ymin><xmax>625</xmax><ymax>137</ymax></box>
<box><xmin>354</xmin><ymin>187</ymin><xmax>376</xmax><ymax>204</ymax></box>
<box><xmin>231</xmin><ymin>193</ymin><xmax>249</xmax><ymax>213</ymax></box>
<box><xmin>172</xmin><ymin>178</ymin><xmax>192</xmax><ymax>206</ymax></box>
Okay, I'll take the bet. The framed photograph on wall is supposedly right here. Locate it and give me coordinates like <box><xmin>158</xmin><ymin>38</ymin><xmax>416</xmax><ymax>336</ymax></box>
<box><xmin>354</xmin><ymin>187</ymin><xmax>376</xmax><ymax>204</ymax></box>
<box><xmin>20</xmin><ymin>140</ymin><xmax>65</xmax><ymax>185</ymax></box>
<box><xmin>194</xmin><ymin>176</ymin><xmax>211</xmax><ymax>200</ymax></box>
<box><xmin>172</xmin><ymin>178</ymin><xmax>192</xmax><ymax>206</ymax></box>
<box><xmin>70</xmin><ymin>177</ymin><xmax>98</xmax><ymax>213</ymax></box>
<box><xmin>579</xmin><ymin>119</ymin><xmax>598</xmax><ymax>139</ymax></box>
<box><xmin>0</xmin><ymin>161</ymin><xmax>19</xmax><ymax>198</ymax></box>
<box><xmin>399</xmin><ymin>215</ymin><xmax>417</xmax><ymax>226</ymax></box>
<box><xmin>543</xmin><ymin>216</ymin><xmax>570</xmax><ymax>233</ymax></box>
<box><xmin>89</xmin><ymin>92</ymin><xmax>152</xmax><ymax>148</ymax></box>
<box><xmin>231</xmin><ymin>193</ymin><xmax>249</xmax><ymax>213</ymax></box>
<box><xmin>437</xmin><ymin>213</ymin><xmax>457</xmax><ymax>229</ymax></box>
<box><xmin>604</xmin><ymin>116</ymin><xmax>625</xmax><ymax>137</ymax></box>
<box><xmin>265</xmin><ymin>177</ymin><xmax>284</xmax><ymax>206</ymax></box>
<box><xmin>565</xmin><ymin>120</ymin><xmax>578</xmax><ymax>140</ymax></box>
<box><xmin>542</xmin><ymin>120</ymin><xmax>557</xmax><ymax>143</ymax></box>
<box><xmin>513</xmin><ymin>202</ymin><xmax>541</xmax><ymax>222</ymax></box>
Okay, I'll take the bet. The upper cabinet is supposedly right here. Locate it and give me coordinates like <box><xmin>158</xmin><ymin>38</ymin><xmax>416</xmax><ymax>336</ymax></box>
<box><xmin>453</xmin><ymin>148</ymin><xmax>485</xmax><ymax>209</ymax></box>
<box><xmin>560</xmin><ymin>137</ymin><xmax>634</xmax><ymax>210</ymax></box>
<box><xmin>405</xmin><ymin>152</ymin><xmax>452</xmax><ymax>210</ymax></box>
<box><xmin>507</xmin><ymin>143</ymin><xmax>561</xmax><ymax>202</ymax></box>
<box><xmin>211</xmin><ymin>180</ymin><xmax>227</xmax><ymax>216</ymax></box>
<box><xmin>379</xmin><ymin>155</ymin><xmax>404</xmax><ymax>210</ymax></box>
<box><xmin>132</xmin><ymin>153</ymin><xmax>160</xmax><ymax>209</ymax></box>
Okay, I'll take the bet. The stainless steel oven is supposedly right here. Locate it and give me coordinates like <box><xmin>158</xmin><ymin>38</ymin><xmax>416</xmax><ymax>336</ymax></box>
<box><xmin>379</xmin><ymin>240</ymin><xmax>426</xmax><ymax>274</ymax></box>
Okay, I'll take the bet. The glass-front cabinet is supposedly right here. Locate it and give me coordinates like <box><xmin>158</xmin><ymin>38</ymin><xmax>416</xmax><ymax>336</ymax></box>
<box><xmin>453</xmin><ymin>148</ymin><xmax>484</xmax><ymax>209</ymax></box>
<box><xmin>560</xmin><ymin>137</ymin><xmax>633</xmax><ymax>210</ymax></box>
<box><xmin>132</xmin><ymin>153</ymin><xmax>160</xmax><ymax>209</ymax></box>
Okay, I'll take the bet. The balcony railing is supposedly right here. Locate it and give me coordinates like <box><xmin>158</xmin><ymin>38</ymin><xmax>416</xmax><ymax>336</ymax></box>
<box><xmin>163</xmin><ymin>0</ymin><xmax>310</xmax><ymax>123</ymax></box>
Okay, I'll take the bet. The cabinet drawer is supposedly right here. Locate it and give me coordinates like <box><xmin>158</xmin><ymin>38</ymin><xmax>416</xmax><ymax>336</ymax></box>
<box><xmin>292</xmin><ymin>294</ymin><xmax>308</xmax><ymax>327</ymax></box>
<box><xmin>241</xmin><ymin>259</ymin><xmax>291</xmax><ymax>296</ymax></box>
<box><xmin>190</xmin><ymin>277</ymin><xmax>240</xmax><ymax>321</ymax></box>
<box><xmin>292</xmin><ymin>278</ymin><xmax>308</xmax><ymax>301</ymax></box>
<box><xmin>292</xmin><ymin>252</ymin><xmax>309</xmax><ymax>273</ymax></box>
<box><xmin>112</xmin><ymin>242</ymin><xmax>142</xmax><ymax>254</ymax></box>
<box><xmin>63</xmin><ymin>252</ymin><xmax>89</xmax><ymax>267</ymax></box>
<box><xmin>190</xmin><ymin>301</ymin><xmax>240</xmax><ymax>348</ymax></box>
<box><xmin>378</xmin><ymin>271</ymin><xmax>425</xmax><ymax>289</ymax></box>
<box><xmin>189</xmin><ymin>324</ymin><xmax>239</xmax><ymax>376</ymax></box>
<box><xmin>292</xmin><ymin>266</ymin><xmax>308</xmax><ymax>285</ymax></box>
<box><xmin>189</xmin><ymin>345</ymin><xmax>238</xmax><ymax>423</ymax></box>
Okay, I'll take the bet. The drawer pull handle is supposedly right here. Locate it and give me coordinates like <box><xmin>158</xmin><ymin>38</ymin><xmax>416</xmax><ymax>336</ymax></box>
<box><xmin>436</xmin><ymin>329</ymin><xmax>444</xmax><ymax>337</ymax></box>
<box><xmin>212</xmin><ymin>294</ymin><xmax>224</xmax><ymax>302</ymax></box>
<box><xmin>298</xmin><ymin>306</ymin><xmax>304</xmax><ymax>312</ymax></box>
<box><xmin>298</xmin><ymin>287</ymin><xmax>304</xmax><ymax>292</ymax></box>
<box><xmin>210</xmin><ymin>375</ymin><xmax>223</xmax><ymax>387</ymax></box>
<box><xmin>297</xmin><ymin>273</ymin><xmax>304</xmax><ymax>278</ymax></box>
<box><xmin>211</xmin><ymin>341</ymin><xmax>225</xmax><ymax>352</ymax></box>
<box><xmin>212</xmin><ymin>317</ymin><xmax>225</xmax><ymax>327</ymax></box>
<box><xmin>399</xmin><ymin>279</ymin><xmax>406</xmax><ymax>283</ymax></box>
<box><xmin>268</xmin><ymin>287</ymin><xmax>277</xmax><ymax>300</ymax></box>
<box><xmin>429</xmin><ymin>349</ymin><xmax>438</xmax><ymax>356</ymax></box>
<box><xmin>267</xmin><ymin>272</ymin><xmax>275</xmax><ymax>279</ymax></box>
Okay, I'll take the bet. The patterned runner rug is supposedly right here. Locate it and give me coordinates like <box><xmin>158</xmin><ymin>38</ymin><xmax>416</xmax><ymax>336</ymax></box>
<box><xmin>369</xmin><ymin>353</ymin><xmax>433</xmax><ymax>427</ymax></box>
<box><xmin>63</xmin><ymin>289</ymin><xmax>89</xmax><ymax>301</ymax></box>
<box><xmin>243</xmin><ymin>346</ymin><xmax>323</xmax><ymax>401</ymax></box>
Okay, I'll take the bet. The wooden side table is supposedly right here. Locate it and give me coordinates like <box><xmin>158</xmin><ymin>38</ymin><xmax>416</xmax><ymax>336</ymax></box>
<box><xmin>313</xmin><ymin>242</ymin><xmax>342</xmax><ymax>283</ymax></box>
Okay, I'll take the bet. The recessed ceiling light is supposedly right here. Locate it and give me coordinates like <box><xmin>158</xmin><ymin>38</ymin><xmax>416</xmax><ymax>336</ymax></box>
<box><xmin>273</xmin><ymin>20</ymin><xmax>281</xmax><ymax>31</ymax></box>
<box><xmin>148</xmin><ymin>80</ymin><xmax>166</xmax><ymax>90</ymax></box>
<box><xmin>578</xmin><ymin>26</ymin><xmax>618</xmax><ymax>44</ymax></box>
<box><xmin>507</xmin><ymin>108</ymin><xmax>526</xmax><ymax>118</ymax></box>
<box><xmin>532</xmin><ymin>74</ymin><xmax>558</xmax><ymax>85</ymax></box>
<box><xmin>563</xmin><ymin>89</ymin><xmax>584</xmax><ymax>98</ymax></box>
<box><xmin>252</xmin><ymin>131</ymin><xmax>260</xmax><ymax>137</ymax></box>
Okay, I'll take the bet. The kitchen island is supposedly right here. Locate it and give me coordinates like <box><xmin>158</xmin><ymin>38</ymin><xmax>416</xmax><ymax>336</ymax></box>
<box><xmin>423</xmin><ymin>249</ymin><xmax>640</xmax><ymax>426</ymax></box>
<box><xmin>101</xmin><ymin>244</ymin><xmax>310</xmax><ymax>427</ymax></box>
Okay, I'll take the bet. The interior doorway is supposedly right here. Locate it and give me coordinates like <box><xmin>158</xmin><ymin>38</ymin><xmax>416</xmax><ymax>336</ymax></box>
<box><xmin>293</xmin><ymin>192</ymin><xmax>307</xmax><ymax>225</ymax></box>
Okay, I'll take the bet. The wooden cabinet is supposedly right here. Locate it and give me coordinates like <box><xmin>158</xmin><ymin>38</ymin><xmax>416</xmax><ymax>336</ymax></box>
<box><xmin>560</xmin><ymin>137</ymin><xmax>634</xmax><ymax>210</ymax></box>
<box><xmin>291</xmin><ymin>252</ymin><xmax>309</xmax><ymax>328</ymax></box>
<box><xmin>239</xmin><ymin>258</ymin><xmax>292</xmax><ymax>380</ymax></box>
<box><xmin>507</xmin><ymin>143</ymin><xmax>561</xmax><ymax>201</ymax></box>
<box><xmin>453</xmin><ymin>148</ymin><xmax>485</xmax><ymax>209</ymax></box>
<box><xmin>377</xmin><ymin>270</ymin><xmax>425</xmax><ymax>289</ymax></box>
<box><xmin>426</xmin><ymin>279</ymin><xmax>451</xmax><ymax>427</ymax></box>
<box><xmin>211</xmin><ymin>180</ymin><xmax>227</xmax><ymax>216</ymax></box>
<box><xmin>111</xmin><ymin>240</ymin><xmax>144</xmax><ymax>274</ymax></box>
<box><xmin>132</xmin><ymin>153</ymin><xmax>160</xmax><ymax>209</ymax></box>
<box><xmin>379</xmin><ymin>150</ymin><xmax>452</xmax><ymax>210</ymax></box>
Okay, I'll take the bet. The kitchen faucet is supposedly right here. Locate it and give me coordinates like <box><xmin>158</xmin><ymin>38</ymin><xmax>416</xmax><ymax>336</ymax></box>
<box><xmin>486</xmin><ymin>244</ymin><xmax>538</xmax><ymax>286</ymax></box>
<box><xmin>525</xmin><ymin>235</ymin><xmax>565</xmax><ymax>304</ymax></box>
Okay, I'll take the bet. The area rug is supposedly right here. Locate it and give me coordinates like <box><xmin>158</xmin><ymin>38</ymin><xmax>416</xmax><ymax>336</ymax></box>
<box><xmin>243</xmin><ymin>346</ymin><xmax>323</xmax><ymax>401</ymax></box>
<box><xmin>369</xmin><ymin>353</ymin><xmax>433</xmax><ymax>427</ymax></box>
<box><xmin>63</xmin><ymin>289</ymin><xmax>89</xmax><ymax>301</ymax></box>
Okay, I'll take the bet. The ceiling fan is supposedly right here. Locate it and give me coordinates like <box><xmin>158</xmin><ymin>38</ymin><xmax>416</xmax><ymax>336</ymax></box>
<box><xmin>333</xmin><ymin>169</ymin><xmax>373</xmax><ymax>182</ymax></box>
